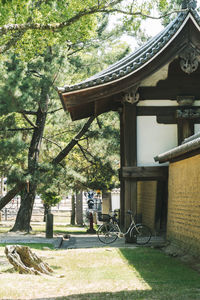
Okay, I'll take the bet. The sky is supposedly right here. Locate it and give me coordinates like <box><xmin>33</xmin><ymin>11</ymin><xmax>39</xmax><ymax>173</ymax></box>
<box><xmin>143</xmin><ymin>0</ymin><xmax>200</xmax><ymax>36</ymax></box>
<box><xmin>122</xmin><ymin>0</ymin><xmax>200</xmax><ymax>49</ymax></box>
<box><xmin>121</xmin><ymin>17</ymin><xmax>164</xmax><ymax>51</ymax></box>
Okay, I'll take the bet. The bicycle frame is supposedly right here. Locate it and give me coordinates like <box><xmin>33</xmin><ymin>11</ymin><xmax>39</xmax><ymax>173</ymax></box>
<box><xmin>112</xmin><ymin>213</ymin><xmax>138</xmax><ymax>238</ymax></box>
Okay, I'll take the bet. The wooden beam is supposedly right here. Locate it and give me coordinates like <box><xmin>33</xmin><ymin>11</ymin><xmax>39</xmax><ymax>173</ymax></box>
<box><xmin>139</xmin><ymin>86</ymin><xmax>200</xmax><ymax>100</ymax></box>
<box><xmin>122</xmin><ymin>166</ymin><xmax>168</xmax><ymax>181</ymax></box>
<box><xmin>136</xmin><ymin>106</ymin><xmax>200</xmax><ymax>116</ymax></box>
<box><xmin>156</xmin><ymin>115</ymin><xmax>177</xmax><ymax>124</ymax></box>
<box><xmin>137</xmin><ymin>107</ymin><xmax>200</xmax><ymax>124</ymax></box>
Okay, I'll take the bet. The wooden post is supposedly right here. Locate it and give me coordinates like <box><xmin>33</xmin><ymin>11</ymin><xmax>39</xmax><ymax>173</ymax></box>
<box><xmin>177</xmin><ymin>119</ymin><xmax>194</xmax><ymax>145</ymax></box>
<box><xmin>155</xmin><ymin>181</ymin><xmax>166</xmax><ymax>234</ymax></box>
<box><xmin>46</xmin><ymin>213</ymin><xmax>53</xmax><ymax>238</ymax></box>
<box><xmin>120</xmin><ymin>110</ymin><xmax>125</xmax><ymax>228</ymax></box>
<box><xmin>121</xmin><ymin>103</ymin><xmax>137</xmax><ymax>231</ymax></box>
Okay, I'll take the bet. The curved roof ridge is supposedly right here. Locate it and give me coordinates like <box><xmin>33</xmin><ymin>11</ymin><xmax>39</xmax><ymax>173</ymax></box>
<box><xmin>58</xmin><ymin>8</ymin><xmax>200</xmax><ymax>93</ymax></box>
<box><xmin>86</xmin><ymin>16</ymin><xmax>180</xmax><ymax>81</ymax></box>
<box><xmin>87</xmin><ymin>22</ymin><xmax>173</xmax><ymax>78</ymax></box>
<box><xmin>88</xmin><ymin>16</ymin><xmax>179</xmax><ymax>79</ymax></box>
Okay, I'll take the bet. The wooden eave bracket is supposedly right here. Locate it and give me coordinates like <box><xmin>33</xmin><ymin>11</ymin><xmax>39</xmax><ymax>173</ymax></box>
<box><xmin>122</xmin><ymin>84</ymin><xmax>140</xmax><ymax>105</ymax></box>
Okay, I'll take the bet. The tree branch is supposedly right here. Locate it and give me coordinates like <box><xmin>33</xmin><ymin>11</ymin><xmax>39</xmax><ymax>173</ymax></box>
<box><xmin>52</xmin><ymin>116</ymin><xmax>95</xmax><ymax>165</ymax></box>
<box><xmin>96</xmin><ymin>117</ymin><xmax>102</xmax><ymax>129</ymax></box>
<box><xmin>0</xmin><ymin>127</ymin><xmax>34</xmax><ymax>131</ymax></box>
<box><xmin>0</xmin><ymin>116</ymin><xmax>95</xmax><ymax>210</ymax></box>
<box><xmin>19</xmin><ymin>110</ymin><xmax>37</xmax><ymax>115</ymax></box>
<box><xmin>0</xmin><ymin>2</ymin><xmax>185</xmax><ymax>35</ymax></box>
<box><xmin>42</xmin><ymin>137</ymin><xmax>62</xmax><ymax>150</ymax></box>
<box><xmin>99</xmin><ymin>8</ymin><xmax>187</xmax><ymax>20</ymax></box>
<box><xmin>0</xmin><ymin>15</ymin><xmax>32</xmax><ymax>53</ymax></box>
<box><xmin>47</xmin><ymin>108</ymin><xmax>63</xmax><ymax>114</ymax></box>
<box><xmin>79</xmin><ymin>143</ymin><xmax>97</xmax><ymax>160</ymax></box>
<box><xmin>67</xmin><ymin>46</ymin><xmax>85</xmax><ymax>57</ymax></box>
<box><xmin>21</xmin><ymin>112</ymin><xmax>37</xmax><ymax>128</ymax></box>
<box><xmin>77</xmin><ymin>143</ymin><xmax>94</xmax><ymax>165</ymax></box>
<box><xmin>0</xmin><ymin>182</ymin><xmax>26</xmax><ymax>211</ymax></box>
<box><xmin>0</xmin><ymin>30</ymin><xmax>27</xmax><ymax>54</ymax></box>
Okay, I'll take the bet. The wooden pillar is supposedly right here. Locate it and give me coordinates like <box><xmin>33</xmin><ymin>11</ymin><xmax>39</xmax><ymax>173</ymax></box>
<box><xmin>177</xmin><ymin>119</ymin><xmax>194</xmax><ymax>145</ymax></box>
<box><xmin>120</xmin><ymin>110</ymin><xmax>125</xmax><ymax>227</ymax></box>
<box><xmin>121</xmin><ymin>103</ymin><xmax>137</xmax><ymax>230</ymax></box>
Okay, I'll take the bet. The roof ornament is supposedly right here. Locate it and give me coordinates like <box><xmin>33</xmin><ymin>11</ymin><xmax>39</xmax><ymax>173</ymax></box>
<box><xmin>123</xmin><ymin>85</ymin><xmax>140</xmax><ymax>105</ymax></box>
<box><xmin>181</xmin><ymin>0</ymin><xmax>197</xmax><ymax>9</ymax></box>
<box><xmin>179</xmin><ymin>44</ymin><xmax>200</xmax><ymax>74</ymax></box>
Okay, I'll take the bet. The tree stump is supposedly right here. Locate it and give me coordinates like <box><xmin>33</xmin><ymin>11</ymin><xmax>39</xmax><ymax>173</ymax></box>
<box><xmin>5</xmin><ymin>245</ymin><xmax>54</xmax><ymax>275</ymax></box>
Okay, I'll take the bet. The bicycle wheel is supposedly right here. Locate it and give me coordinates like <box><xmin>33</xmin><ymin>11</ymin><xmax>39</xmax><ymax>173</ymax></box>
<box><xmin>97</xmin><ymin>223</ymin><xmax>119</xmax><ymax>244</ymax></box>
<box><xmin>130</xmin><ymin>224</ymin><xmax>151</xmax><ymax>245</ymax></box>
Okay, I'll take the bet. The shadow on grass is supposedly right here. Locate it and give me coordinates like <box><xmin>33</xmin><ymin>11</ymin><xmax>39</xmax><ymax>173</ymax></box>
<box><xmin>118</xmin><ymin>247</ymin><xmax>200</xmax><ymax>299</ymax></box>
<box><xmin>119</xmin><ymin>247</ymin><xmax>200</xmax><ymax>286</ymax></box>
<box><xmin>13</xmin><ymin>288</ymin><xmax>200</xmax><ymax>300</ymax></box>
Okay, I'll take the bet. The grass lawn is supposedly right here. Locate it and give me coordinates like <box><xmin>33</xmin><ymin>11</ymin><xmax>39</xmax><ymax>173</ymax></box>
<box><xmin>0</xmin><ymin>223</ymin><xmax>88</xmax><ymax>235</ymax></box>
<box><xmin>0</xmin><ymin>243</ymin><xmax>54</xmax><ymax>250</ymax></box>
<box><xmin>0</xmin><ymin>246</ymin><xmax>199</xmax><ymax>299</ymax></box>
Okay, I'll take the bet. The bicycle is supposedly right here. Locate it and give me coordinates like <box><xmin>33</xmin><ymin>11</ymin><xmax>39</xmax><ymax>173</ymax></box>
<box><xmin>97</xmin><ymin>210</ymin><xmax>152</xmax><ymax>245</ymax></box>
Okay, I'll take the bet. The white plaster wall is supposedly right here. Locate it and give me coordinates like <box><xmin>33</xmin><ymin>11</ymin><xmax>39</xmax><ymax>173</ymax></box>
<box><xmin>136</xmin><ymin>100</ymin><xmax>200</xmax><ymax>166</ymax></box>
<box><xmin>137</xmin><ymin>116</ymin><xmax>177</xmax><ymax>166</ymax></box>
<box><xmin>194</xmin><ymin>124</ymin><xmax>200</xmax><ymax>133</ymax></box>
<box><xmin>111</xmin><ymin>190</ymin><xmax>120</xmax><ymax>211</ymax></box>
<box><xmin>137</xmin><ymin>100</ymin><xmax>178</xmax><ymax>107</ymax></box>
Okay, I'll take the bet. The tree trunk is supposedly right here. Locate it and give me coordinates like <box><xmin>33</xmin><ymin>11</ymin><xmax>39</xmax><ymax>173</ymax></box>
<box><xmin>0</xmin><ymin>176</ymin><xmax>3</xmax><ymax>197</ymax></box>
<box><xmin>5</xmin><ymin>245</ymin><xmax>53</xmax><ymax>275</ymax></box>
<box><xmin>71</xmin><ymin>194</ymin><xmax>75</xmax><ymax>225</ymax></box>
<box><xmin>11</xmin><ymin>90</ymin><xmax>49</xmax><ymax>231</ymax></box>
<box><xmin>0</xmin><ymin>116</ymin><xmax>95</xmax><ymax>231</ymax></box>
<box><xmin>11</xmin><ymin>182</ymin><xmax>37</xmax><ymax>232</ymax></box>
<box><xmin>43</xmin><ymin>203</ymin><xmax>50</xmax><ymax>221</ymax></box>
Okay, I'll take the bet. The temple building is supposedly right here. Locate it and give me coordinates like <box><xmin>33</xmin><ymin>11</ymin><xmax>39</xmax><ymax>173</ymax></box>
<box><xmin>58</xmin><ymin>0</ymin><xmax>200</xmax><ymax>253</ymax></box>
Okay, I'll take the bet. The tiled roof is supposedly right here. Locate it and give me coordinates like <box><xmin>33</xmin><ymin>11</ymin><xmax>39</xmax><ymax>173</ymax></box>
<box><xmin>154</xmin><ymin>134</ymin><xmax>200</xmax><ymax>163</ymax></box>
<box><xmin>57</xmin><ymin>6</ymin><xmax>200</xmax><ymax>94</ymax></box>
